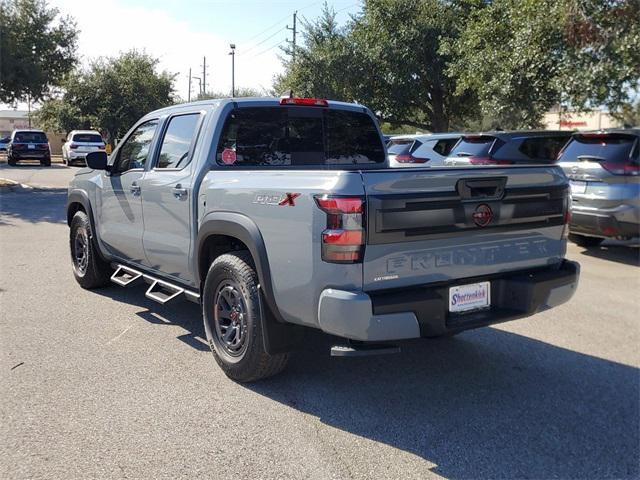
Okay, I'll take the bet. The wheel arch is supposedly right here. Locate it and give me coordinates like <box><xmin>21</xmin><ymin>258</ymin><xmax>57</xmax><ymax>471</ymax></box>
<box><xmin>196</xmin><ymin>212</ymin><xmax>283</xmax><ymax>323</ymax></box>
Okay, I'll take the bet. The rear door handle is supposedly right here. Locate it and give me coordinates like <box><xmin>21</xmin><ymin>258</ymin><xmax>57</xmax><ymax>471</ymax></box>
<box><xmin>172</xmin><ymin>184</ymin><xmax>188</xmax><ymax>199</ymax></box>
<box><xmin>130</xmin><ymin>182</ymin><xmax>141</xmax><ymax>196</ymax></box>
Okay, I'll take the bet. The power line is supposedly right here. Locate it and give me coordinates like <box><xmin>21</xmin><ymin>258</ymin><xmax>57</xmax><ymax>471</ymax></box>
<box><xmin>250</xmin><ymin>39</ymin><xmax>287</xmax><ymax>59</ymax></box>
<box><xmin>239</xmin><ymin>1</ymin><xmax>321</xmax><ymax>47</ymax></box>
<box><xmin>239</xmin><ymin>27</ymin><xmax>286</xmax><ymax>56</ymax></box>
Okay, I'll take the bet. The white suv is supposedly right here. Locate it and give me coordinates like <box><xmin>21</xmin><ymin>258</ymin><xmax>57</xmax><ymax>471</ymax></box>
<box><xmin>62</xmin><ymin>130</ymin><xmax>105</xmax><ymax>166</ymax></box>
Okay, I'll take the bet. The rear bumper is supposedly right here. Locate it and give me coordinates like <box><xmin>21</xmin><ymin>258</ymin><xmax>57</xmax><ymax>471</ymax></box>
<box><xmin>317</xmin><ymin>260</ymin><xmax>580</xmax><ymax>341</ymax></box>
<box><xmin>570</xmin><ymin>206</ymin><xmax>639</xmax><ymax>238</ymax></box>
<box><xmin>11</xmin><ymin>150</ymin><xmax>50</xmax><ymax>159</ymax></box>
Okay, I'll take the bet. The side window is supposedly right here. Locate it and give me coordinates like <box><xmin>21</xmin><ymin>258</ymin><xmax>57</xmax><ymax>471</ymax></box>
<box><xmin>114</xmin><ymin>120</ymin><xmax>158</xmax><ymax>173</ymax></box>
<box><xmin>434</xmin><ymin>138</ymin><xmax>459</xmax><ymax>156</ymax></box>
<box><xmin>156</xmin><ymin>113</ymin><xmax>201</xmax><ymax>169</ymax></box>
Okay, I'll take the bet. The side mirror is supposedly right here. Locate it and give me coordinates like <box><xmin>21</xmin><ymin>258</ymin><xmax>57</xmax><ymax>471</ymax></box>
<box><xmin>86</xmin><ymin>151</ymin><xmax>109</xmax><ymax>170</ymax></box>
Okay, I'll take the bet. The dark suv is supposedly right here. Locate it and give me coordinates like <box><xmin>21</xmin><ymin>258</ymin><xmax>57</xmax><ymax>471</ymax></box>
<box><xmin>444</xmin><ymin>131</ymin><xmax>571</xmax><ymax>166</ymax></box>
<box><xmin>7</xmin><ymin>129</ymin><xmax>51</xmax><ymax>166</ymax></box>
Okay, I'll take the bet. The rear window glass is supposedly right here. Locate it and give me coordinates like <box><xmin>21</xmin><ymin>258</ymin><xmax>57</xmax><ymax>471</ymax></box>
<box><xmin>387</xmin><ymin>139</ymin><xmax>414</xmax><ymax>155</ymax></box>
<box><xmin>72</xmin><ymin>133</ymin><xmax>103</xmax><ymax>143</ymax></box>
<box><xmin>434</xmin><ymin>138</ymin><xmax>460</xmax><ymax>156</ymax></box>
<box><xmin>449</xmin><ymin>136</ymin><xmax>494</xmax><ymax>157</ymax></box>
<box><xmin>216</xmin><ymin>107</ymin><xmax>385</xmax><ymax>167</ymax></box>
<box><xmin>518</xmin><ymin>136</ymin><xmax>569</xmax><ymax>161</ymax></box>
<box><xmin>14</xmin><ymin>131</ymin><xmax>47</xmax><ymax>143</ymax></box>
<box><xmin>558</xmin><ymin>134</ymin><xmax>637</xmax><ymax>164</ymax></box>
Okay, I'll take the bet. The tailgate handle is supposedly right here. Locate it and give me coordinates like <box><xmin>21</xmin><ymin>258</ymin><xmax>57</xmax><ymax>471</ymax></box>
<box><xmin>456</xmin><ymin>177</ymin><xmax>506</xmax><ymax>201</ymax></box>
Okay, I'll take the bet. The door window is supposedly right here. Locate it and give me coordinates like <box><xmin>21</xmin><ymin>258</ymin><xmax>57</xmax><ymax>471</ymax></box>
<box><xmin>113</xmin><ymin>120</ymin><xmax>158</xmax><ymax>173</ymax></box>
<box><xmin>155</xmin><ymin>114</ymin><xmax>201</xmax><ymax>169</ymax></box>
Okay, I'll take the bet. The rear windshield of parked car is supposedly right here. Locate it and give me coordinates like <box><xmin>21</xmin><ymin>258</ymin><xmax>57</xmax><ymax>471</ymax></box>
<box><xmin>73</xmin><ymin>133</ymin><xmax>103</xmax><ymax>143</ymax></box>
<box><xmin>216</xmin><ymin>106</ymin><xmax>385</xmax><ymax>166</ymax></box>
<box><xmin>14</xmin><ymin>132</ymin><xmax>47</xmax><ymax>143</ymax></box>
<box><xmin>558</xmin><ymin>134</ymin><xmax>638</xmax><ymax>164</ymax></box>
<box><xmin>448</xmin><ymin>136</ymin><xmax>494</xmax><ymax>157</ymax></box>
<box><xmin>387</xmin><ymin>139</ymin><xmax>414</xmax><ymax>155</ymax></box>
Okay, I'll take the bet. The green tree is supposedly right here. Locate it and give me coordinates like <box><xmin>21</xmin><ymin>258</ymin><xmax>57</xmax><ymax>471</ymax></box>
<box><xmin>448</xmin><ymin>0</ymin><xmax>640</xmax><ymax>129</ymax></box>
<box><xmin>36</xmin><ymin>51</ymin><xmax>175</xmax><ymax>142</ymax></box>
<box><xmin>0</xmin><ymin>0</ymin><xmax>78</xmax><ymax>103</ymax></box>
<box><xmin>274</xmin><ymin>1</ymin><xmax>479</xmax><ymax>132</ymax></box>
<box><xmin>195</xmin><ymin>86</ymin><xmax>263</xmax><ymax>100</ymax></box>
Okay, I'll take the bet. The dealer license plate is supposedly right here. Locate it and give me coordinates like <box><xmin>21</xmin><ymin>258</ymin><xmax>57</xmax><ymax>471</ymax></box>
<box><xmin>449</xmin><ymin>282</ymin><xmax>491</xmax><ymax>313</ymax></box>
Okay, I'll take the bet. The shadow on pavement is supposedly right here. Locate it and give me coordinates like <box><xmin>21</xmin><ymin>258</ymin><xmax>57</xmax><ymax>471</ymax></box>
<box><xmin>246</xmin><ymin>329</ymin><xmax>638</xmax><ymax>479</ymax></box>
<box><xmin>577</xmin><ymin>242</ymin><xmax>640</xmax><ymax>267</ymax></box>
<box><xmin>0</xmin><ymin>188</ymin><xmax>67</xmax><ymax>225</ymax></box>
<box><xmin>93</xmin><ymin>280</ymin><xmax>639</xmax><ymax>479</ymax></box>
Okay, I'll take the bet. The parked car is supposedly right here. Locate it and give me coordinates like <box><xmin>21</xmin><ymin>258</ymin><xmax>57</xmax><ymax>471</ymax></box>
<box><xmin>444</xmin><ymin>131</ymin><xmax>571</xmax><ymax>166</ymax></box>
<box><xmin>67</xmin><ymin>97</ymin><xmax>579</xmax><ymax>382</ymax></box>
<box><xmin>0</xmin><ymin>136</ymin><xmax>9</xmax><ymax>152</ymax></box>
<box><xmin>62</xmin><ymin>130</ymin><xmax>106</xmax><ymax>166</ymax></box>
<box><xmin>387</xmin><ymin>133</ymin><xmax>462</xmax><ymax>167</ymax></box>
<box><xmin>557</xmin><ymin>129</ymin><xmax>639</xmax><ymax>246</ymax></box>
<box><xmin>7</xmin><ymin>129</ymin><xmax>51</xmax><ymax>166</ymax></box>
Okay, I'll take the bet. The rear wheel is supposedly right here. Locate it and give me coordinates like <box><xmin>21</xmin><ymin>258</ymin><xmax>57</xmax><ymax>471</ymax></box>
<box><xmin>41</xmin><ymin>156</ymin><xmax>51</xmax><ymax>167</ymax></box>
<box><xmin>7</xmin><ymin>154</ymin><xmax>16</xmax><ymax>166</ymax></box>
<box><xmin>569</xmin><ymin>233</ymin><xmax>604</xmax><ymax>248</ymax></box>
<box><xmin>203</xmin><ymin>251</ymin><xmax>289</xmax><ymax>382</ymax></box>
<box><xmin>69</xmin><ymin>211</ymin><xmax>112</xmax><ymax>289</ymax></box>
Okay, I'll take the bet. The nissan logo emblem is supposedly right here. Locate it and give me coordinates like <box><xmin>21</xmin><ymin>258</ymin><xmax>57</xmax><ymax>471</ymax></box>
<box><xmin>472</xmin><ymin>204</ymin><xmax>493</xmax><ymax>227</ymax></box>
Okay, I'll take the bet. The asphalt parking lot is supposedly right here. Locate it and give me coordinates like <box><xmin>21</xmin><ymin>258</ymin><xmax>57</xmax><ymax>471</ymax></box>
<box><xmin>1</xmin><ymin>165</ymin><xmax>639</xmax><ymax>479</ymax></box>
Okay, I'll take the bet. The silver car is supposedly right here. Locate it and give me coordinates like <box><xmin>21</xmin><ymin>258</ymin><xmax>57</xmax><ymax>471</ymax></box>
<box><xmin>558</xmin><ymin>129</ymin><xmax>640</xmax><ymax>246</ymax></box>
<box><xmin>387</xmin><ymin>133</ymin><xmax>461</xmax><ymax>167</ymax></box>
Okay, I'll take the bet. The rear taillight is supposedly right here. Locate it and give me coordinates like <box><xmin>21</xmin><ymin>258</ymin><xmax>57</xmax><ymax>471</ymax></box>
<box><xmin>38</xmin><ymin>143</ymin><xmax>48</xmax><ymax>149</ymax></box>
<box><xmin>395</xmin><ymin>154</ymin><xmax>428</xmax><ymax>164</ymax></box>
<box><xmin>469</xmin><ymin>156</ymin><xmax>513</xmax><ymax>165</ymax></box>
<box><xmin>70</xmin><ymin>143</ymin><xmax>79</xmax><ymax>149</ymax></box>
<box><xmin>12</xmin><ymin>144</ymin><xmax>24</xmax><ymax>150</ymax></box>
<box><xmin>601</xmin><ymin>161</ymin><xmax>640</xmax><ymax>176</ymax></box>
<box><xmin>280</xmin><ymin>97</ymin><xmax>328</xmax><ymax>107</ymax></box>
<box><xmin>563</xmin><ymin>193</ymin><xmax>572</xmax><ymax>239</ymax></box>
<box><xmin>315</xmin><ymin>195</ymin><xmax>365</xmax><ymax>263</ymax></box>
<box><xmin>98</xmin><ymin>144</ymin><xmax>105</xmax><ymax>150</ymax></box>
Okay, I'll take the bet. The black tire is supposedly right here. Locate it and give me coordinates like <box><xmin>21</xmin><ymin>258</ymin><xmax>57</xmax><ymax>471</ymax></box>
<box><xmin>69</xmin><ymin>211</ymin><xmax>112</xmax><ymax>289</ymax></box>
<box><xmin>569</xmin><ymin>233</ymin><xmax>604</xmax><ymax>248</ymax></box>
<box><xmin>203</xmin><ymin>251</ymin><xmax>289</xmax><ymax>382</ymax></box>
<box><xmin>7</xmin><ymin>154</ymin><xmax>16</xmax><ymax>166</ymax></box>
<box><xmin>41</xmin><ymin>157</ymin><xmax>51</xmax><ymax>167</ymax></box>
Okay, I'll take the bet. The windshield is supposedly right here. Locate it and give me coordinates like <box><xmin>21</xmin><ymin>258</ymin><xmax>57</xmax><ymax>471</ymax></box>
<box><xmin>14</xmin><ymin>132</ymin><xmax>47</xmax><ymax>143</ymax></box>
<box><xmin>558</xmin><ymin>134</ymin><xmax>637</xmax><ymax>164</ymax></box>
<box><xmin>449</xmin><ymin>136</ymin><xmax>494</xmax><ymax>157</ymax></box>
<box><xmin>73</xmin><ymin>133</ymin><xmax>103</xmax><ymax>143</ymax></box>
<box><xmin>387</xmin><ymin>139</ymin><xmax>414</xmax><ymax>155</ymax></box>
<box><xmin>217</xmin><ymin>106</ymin><xmax>385</xmax><ymax>166</ymax></box>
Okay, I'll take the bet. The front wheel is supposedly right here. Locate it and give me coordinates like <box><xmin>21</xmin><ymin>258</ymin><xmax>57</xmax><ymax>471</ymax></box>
<box><xmin>69</xmin><ymin>211</ymin><xmax>112</xmax><ymax>289</ymax></box>
<box><xmin>203</xmin><ymin>251</ymin><xmax>289</xmax><ymax>382</ymax></box>
<box><xmin>568</xmin><ymin>233</ymin><xmax>604</xmax><ymax>248</ymax></box>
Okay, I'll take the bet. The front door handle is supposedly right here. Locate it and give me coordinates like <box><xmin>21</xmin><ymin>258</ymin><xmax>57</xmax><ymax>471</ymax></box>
<box><xmin>172</xmin><ymin>184</ymin><xmax>188</xmax><ymax>199</ymax></box>
<box><xmin>130</xmin><ymin>182</ymin><xmax>141</xmax><ymax>196</ymax></box>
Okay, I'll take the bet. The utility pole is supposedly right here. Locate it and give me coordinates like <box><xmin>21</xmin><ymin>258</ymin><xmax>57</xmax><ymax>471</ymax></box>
<box><xmin>27</xmin><ymin>94</ymin><xmax>31</xmax><ymax>128</ymax></box>
<box><xmin>229</xmin><ymin>44</ymin><xmax>236</xmax><ymax>97</ymax></box>
<box><xmin>202</xmin><ymin>56</ymin><xmax>207</xmax><ymax>95</ymax></box>
<box><xmin>188</xmin><ymin>68</ymin><xmax>192</xmax><ymax>102</ymax></box>
<box><xmin>286</xmin><ymin>11</ymin><xmax>297</xmax><ymax>62</ymax></box>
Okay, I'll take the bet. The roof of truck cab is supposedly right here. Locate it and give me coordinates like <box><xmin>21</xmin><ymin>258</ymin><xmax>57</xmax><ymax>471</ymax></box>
<box><xmin>144</xmin><ymin>97</ymin><xmax>370</xmax><ymax>118</ymax></box>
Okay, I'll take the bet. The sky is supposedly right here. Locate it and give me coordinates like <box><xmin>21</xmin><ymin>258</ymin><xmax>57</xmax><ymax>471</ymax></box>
<box><xmin>45</xmin><ymin>0</ymin><xmax>362</xmax><ymax>101</ymax></box>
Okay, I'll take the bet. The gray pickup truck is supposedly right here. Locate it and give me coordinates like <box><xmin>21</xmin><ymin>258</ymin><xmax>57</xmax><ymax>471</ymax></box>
<box><xmin>67</xmin><ymin>97</ymin><xmax>580</xmax><ymax>381</ymax></box>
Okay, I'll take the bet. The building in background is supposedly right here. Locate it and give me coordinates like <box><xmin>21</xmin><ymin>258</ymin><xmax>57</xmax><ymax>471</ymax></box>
<box><xmin>543</xmin><ymin>108</ymin><xmax>623</xmax><ymax>131</ymax></box>
<box><xmin>0</xmin><ymin>110</ymin><xmax>65</xmax><ymax>154</ymax></box>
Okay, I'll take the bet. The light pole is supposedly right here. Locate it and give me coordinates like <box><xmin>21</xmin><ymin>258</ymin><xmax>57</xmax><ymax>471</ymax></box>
<box><xmin>229</xmin><ymin>43</ymin><xmax>236</xmax><ymax>97</ymax></box>
<box><xmin>192</xmin><ymin>76</ymin><xmax>202</xmax><ymax>98</ymax></box>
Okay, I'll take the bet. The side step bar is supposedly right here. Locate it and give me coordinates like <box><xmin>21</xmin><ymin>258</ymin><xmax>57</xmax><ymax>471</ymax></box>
<box><xmin>145</xmin><ymin>279</ymin><xmax>184</xmax><ymax>305</ymax></box>
<box><xmin>110</xmin><ymin>264</ymin><xmax>200</xmax><ymax>305</ymax></box>
<box><xmin>111</xmin><ymin>265</ymin><xmax>143</xmax><ymax>286</ymax></box>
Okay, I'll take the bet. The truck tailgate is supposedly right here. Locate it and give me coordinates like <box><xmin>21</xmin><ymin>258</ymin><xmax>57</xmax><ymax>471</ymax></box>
<box><xmin>362</xmin><ymin>166</ymin><xmax>569</xmax><ymax>291</ymax></box>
